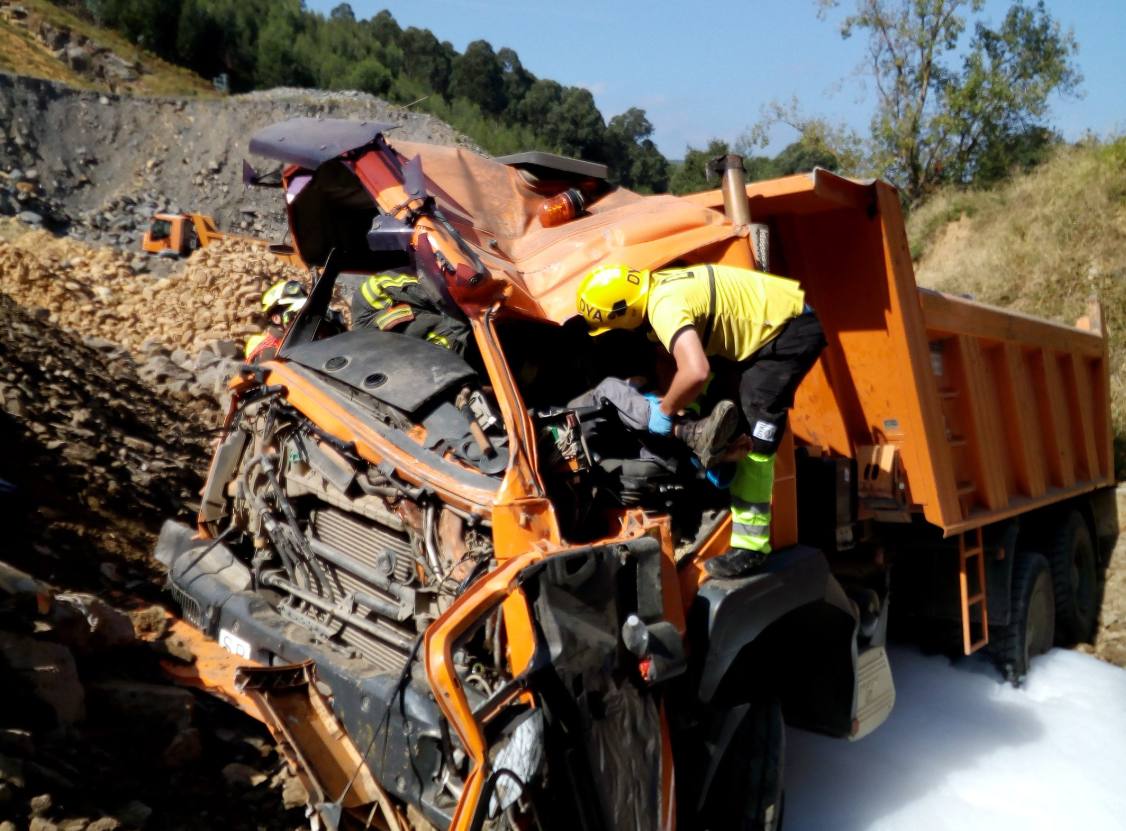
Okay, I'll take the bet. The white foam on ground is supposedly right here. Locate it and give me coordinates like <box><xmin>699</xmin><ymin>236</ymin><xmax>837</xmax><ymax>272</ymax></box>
<box><xmin>785</xmin><ymin>647</ymin><xmax>1126</xmax><ymax>830</ymax></box>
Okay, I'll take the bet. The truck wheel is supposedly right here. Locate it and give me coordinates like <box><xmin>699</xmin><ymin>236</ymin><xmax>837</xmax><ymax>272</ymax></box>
<box><xmin>701</xmin><ymin>697</ymin><xmax>785</xmax><ymax>831</ymax></box>
<box><xmin>1047</xmin><ymin>510</ymin><xmax>1097</xmax><ymax>643</ymax></box>
<box><xmin>992</xmin><ymin>552</ymin><xmax>1055</xmax><ymax>684</ymax></box>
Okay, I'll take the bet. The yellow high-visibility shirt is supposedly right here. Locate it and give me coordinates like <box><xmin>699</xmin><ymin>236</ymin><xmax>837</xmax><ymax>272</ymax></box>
<box><xmin>646</xmin><ymin>265</ymin><xmax>806</xmax><ymax>361</ymax></box>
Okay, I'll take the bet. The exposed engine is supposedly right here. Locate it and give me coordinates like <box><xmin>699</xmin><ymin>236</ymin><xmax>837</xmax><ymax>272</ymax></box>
<box><xmin>194</xmin><ymin>329</ymin><xmax>506</xmax><ymax>680</ymax></box>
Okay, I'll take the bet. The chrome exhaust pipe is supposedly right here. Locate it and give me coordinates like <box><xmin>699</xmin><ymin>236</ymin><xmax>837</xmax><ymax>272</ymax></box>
<box><xmin>711</xmin><ymin>154</ymin><xmax>751</xmax><ymax>228</ymax></box>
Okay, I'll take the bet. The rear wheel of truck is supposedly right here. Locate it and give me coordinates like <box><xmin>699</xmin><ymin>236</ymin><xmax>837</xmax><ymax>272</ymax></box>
<box><xmin>993</xmin><ymin>552</ymin><xmax>1055</xmax><ymax>684</ymax></box>
<box><xmin>1047</xmin><ymin>510</ymin><xmax>1097</xmax><ymax>644</ymax></box>
<box><xmin>702</xmin><ymin>697</ymin><xmax>785</xmax><ymax>831</ymax></box>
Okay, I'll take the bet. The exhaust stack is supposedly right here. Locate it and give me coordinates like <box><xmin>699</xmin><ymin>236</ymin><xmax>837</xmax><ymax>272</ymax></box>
<box><xmin>710</xmin><ymin>154</ymin><xmax>751</xmax><ymax>229</ymax></box>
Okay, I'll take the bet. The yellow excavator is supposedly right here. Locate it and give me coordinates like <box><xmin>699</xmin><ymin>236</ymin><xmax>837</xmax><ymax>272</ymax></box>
<box><xmin>140</xmin><ymin>211</ymin><xmax>303</xmax><ymax>266</ymax></box>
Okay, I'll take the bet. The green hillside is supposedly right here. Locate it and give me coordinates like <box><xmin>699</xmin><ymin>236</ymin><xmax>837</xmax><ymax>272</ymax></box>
<box><xmin>909</xmin><ymin>138</ymin><xmax>1126</xmax><ymax>476</ymax></box>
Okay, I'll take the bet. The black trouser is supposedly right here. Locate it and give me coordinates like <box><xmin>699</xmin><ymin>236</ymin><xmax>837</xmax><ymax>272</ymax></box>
<box><xmin>712</xmin><ymin>311</ymin><xmax>827</xmax><ymax>455</ymax></box>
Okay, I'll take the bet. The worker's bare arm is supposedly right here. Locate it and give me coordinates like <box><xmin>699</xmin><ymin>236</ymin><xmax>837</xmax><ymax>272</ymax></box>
<box><xmin>661</xmin><ymin>327</ymin><xmax>710</xmax><ymax>415</ymax></box>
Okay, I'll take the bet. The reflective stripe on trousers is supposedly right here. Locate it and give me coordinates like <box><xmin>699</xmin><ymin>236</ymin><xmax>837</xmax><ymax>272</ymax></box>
<box><xmin>730</xmin><ymin>451</ymin><xmax>774</xmax><ymax>552</ymax></box>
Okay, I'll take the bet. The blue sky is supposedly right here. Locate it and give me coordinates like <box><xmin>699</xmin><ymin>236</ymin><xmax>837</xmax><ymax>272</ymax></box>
<box><xmin>307</xmin><ymin>0</ymin><xmax>1125</xmax><ymax>158</ymax></box>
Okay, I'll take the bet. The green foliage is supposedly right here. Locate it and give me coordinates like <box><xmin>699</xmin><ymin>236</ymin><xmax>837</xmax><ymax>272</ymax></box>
<box><xmin>773</xmin><ymin>138</ymin><xmax>840</xmax><ymax>175</ymax></box>
<box><xmin>604</xmin><ymin>108</ymin><xmax>669</xmax><ymax>192</ymax></box>
<box><xmin>422</xmin><ymin>96</ymin><xmax>543</xmax><ymax>156</ymax></box>
<box><xmin>497</xmin><ymin>47</ymin><xmax>533</xmax><ymax>118</ymax></box>
<box><xmin>88</xmin><ymin>0</ymin><xmax>180</xmax><ymax>54</ymax></box>
<box><xmin>817</xmin><ymin>0</ymin><xmax>1080</xmax><ymax>202</ymax></box>
<box><xmin>449</xmin><ymin>40</ymin><xmax>506</xmax><ymax>116</ymax></box>
<box><xmin>344</xmin><ymin>56</ymin><xmax>391</xmax><ymax>96</ymax></box>
<box><xmin>668</xmin><ymin>131</ymin><xmax>845</xmax><ymax>195</ymax></box>
<box><xmin>398</xmin><ymin>27</ymin><xmax>454</xmax><ymax>97</ymax></box>
<box><xmin>972</xmin><ymin>125</ymin><xmax>1060</xmax><ymax>187</ymax></box>
<box><xmin>669</xmin><ymin>139</ymin><xmax>730</xmax><ymax>195</ymax></box>
<box><xmin>907</xmin><ymin>138</ymin><xmax>1126</xmax><ymax>474</ymax></box>
<box><xmin>549</xmin><ymin>87</ymin><xmax>605</xmax><ymax>158</ymax></box>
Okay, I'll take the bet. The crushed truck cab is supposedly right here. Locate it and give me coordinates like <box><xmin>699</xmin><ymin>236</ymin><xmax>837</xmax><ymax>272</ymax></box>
<box><xmin>156</xmin><ymin>118</ymin><xmax>1115</xmax><ymax>830</ymax></box>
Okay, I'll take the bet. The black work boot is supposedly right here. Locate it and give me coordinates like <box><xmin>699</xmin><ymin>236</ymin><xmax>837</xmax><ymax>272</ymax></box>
<box><xmin>704</xmin><ymin>547</ymin><xmax>769</xmax><ymax>579</ymax></box>
<box><xmin>674</xmin><ymin>400</ymin><xmax>738</xmax><ymax>468</ymax></box>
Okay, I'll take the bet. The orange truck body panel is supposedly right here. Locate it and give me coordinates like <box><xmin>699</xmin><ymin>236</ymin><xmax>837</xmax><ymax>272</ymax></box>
<box><xmin>684</xmin><ymin>172</ymin><xmax>1114</xmax><ymax>537</ymax></box>
<box><xmin>342</xmin><ymin>143</ymin><xmax>1114</xmax><ymax>539</ymax></box>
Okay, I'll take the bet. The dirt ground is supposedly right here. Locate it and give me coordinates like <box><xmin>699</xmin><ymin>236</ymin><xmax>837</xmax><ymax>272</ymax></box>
<box><xmin>1088</xmin><ymin>490</ymin><xmax>1126</xmax><ymax>667</ymax></box>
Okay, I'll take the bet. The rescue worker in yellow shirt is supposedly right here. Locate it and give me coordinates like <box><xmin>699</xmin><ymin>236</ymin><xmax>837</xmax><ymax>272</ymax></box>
<box><xmin>352</xmin><ymin>269</ymin><xmax>469</xmax><ymax>352</ymax></box>
<box><xmin>577</xmin><ymin>263</ymin><xmax>826</xmax><ymax>578</ymax></box>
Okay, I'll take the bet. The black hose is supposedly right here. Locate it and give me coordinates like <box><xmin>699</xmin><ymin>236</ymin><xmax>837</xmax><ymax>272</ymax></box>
<box><xmin>261</xmin><ymin>453</ymin><xmax>336</xmax><ymax>604</ymax></box>
<box><xmin>242</xmin><ymin>454</ymin><xmax>300</xmax><ymax>586</ymax></box>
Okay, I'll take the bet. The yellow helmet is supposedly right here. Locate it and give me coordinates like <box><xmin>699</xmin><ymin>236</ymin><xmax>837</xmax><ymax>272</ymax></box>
<box><xmin>261</xmin><ymin>279</ymin><xmax>307</xmax><ymax>325</ymax></box>
<box><xmin>576</xmin><ymin>265</ymin><xmax>651</xmax><ymax>335</ymax></box>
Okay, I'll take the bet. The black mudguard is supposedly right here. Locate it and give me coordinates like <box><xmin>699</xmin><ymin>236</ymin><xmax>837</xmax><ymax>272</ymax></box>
<box><xmin>693</xmin><ymin>545</ymin><xmax>859</xmax><ymax>737</ymax></box>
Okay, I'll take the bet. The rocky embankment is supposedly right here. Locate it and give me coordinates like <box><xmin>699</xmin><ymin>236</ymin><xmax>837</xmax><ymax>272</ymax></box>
<box><xmin>0</xmin><ymin>72</ymin><xmax>472</xmax><ymax>248</ymax></box>
<box><xmin>0</xmin><ymin>292</ymin><xmax>310</xmax><ymax>830</ymax></box>
<box><xmin>0</xmin><ymin>223</ymin><xmax>322</xmax><ymax>829</ymax></box>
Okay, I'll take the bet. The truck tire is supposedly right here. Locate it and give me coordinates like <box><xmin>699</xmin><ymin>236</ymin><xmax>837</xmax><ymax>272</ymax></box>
<box><xmin>992</xmin><ymin>552</ymin><xmax>1055</xmax><ymax>684</ymax></box>
<box><xmin>702</xmin><ymin>697</ymin><xmax>785</xmax><ymax>831</ymax></box>
<box><xmin>1047</xmin><ymin>510</ymin><xmax>1097</xmax><ymax>644</ymax></box>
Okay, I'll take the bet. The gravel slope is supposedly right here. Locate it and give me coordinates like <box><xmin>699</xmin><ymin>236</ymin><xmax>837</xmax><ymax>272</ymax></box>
<box><xmin>0</xmin><ymin>73</ymin><xmax>475</xmax><ymax>247</ymax></box>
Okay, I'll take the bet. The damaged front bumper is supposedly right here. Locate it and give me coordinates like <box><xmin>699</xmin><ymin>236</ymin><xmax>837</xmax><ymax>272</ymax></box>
<box><xmin>156</xmin><ymin>521</ymin><xmax>684</xmax><ymax>831</ymax></box>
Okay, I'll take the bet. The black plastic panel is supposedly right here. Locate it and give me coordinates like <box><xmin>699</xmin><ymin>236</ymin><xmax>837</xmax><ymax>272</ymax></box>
<box><xmin>249</xmin><ymin>118</ymin><xmax>393</xmax><ymax>169</ymax></box>
<box><xmin>284</xmin><ymin>329</ymin><xmax>475</xmax><ymax>414</ymax></box>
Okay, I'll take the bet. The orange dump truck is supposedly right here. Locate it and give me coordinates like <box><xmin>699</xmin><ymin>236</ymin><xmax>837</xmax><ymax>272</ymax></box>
<box><xmin>153</xmin><ymin>120</ymin><xmax>1116</xmax><ymax>831</ymax></box>
<box><xmin>687</xmin><ymin>171</ymin><xmax>1115</xmax><ymax>674</ymax></box>
<box><xmin>141</xmin><ymin>211</ymin><xmax>304</xmax><ymax>266</ymax></box>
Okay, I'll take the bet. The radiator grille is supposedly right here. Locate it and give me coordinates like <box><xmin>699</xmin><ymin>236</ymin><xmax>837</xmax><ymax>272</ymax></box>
<box><xmin>308</xmin><ymin>507</ymin><xmax>419</xmax><ymax>672</ymax></box>
<box><xmin>169</xmin><ymin>582</ymin><xmax>203</xmax><ymax>629</ymax></box>
<box><xmin>312</xmin><ymin>507</ymin><xmax>416</xmax><ymax>584</ymax></box>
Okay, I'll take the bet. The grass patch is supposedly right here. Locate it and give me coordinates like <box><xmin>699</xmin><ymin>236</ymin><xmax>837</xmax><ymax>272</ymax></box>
<box><xmin>0</xmin><ymin>17</ymin><xmax>90</xmax><ymax>85</ymax></box>
<box><xmin>909</xmin><ymin>138</ymin><xmax>1126</xmax><ymax>477</ymax></box>
<box><xmin>2</xmin><ymin>0</ymin><xmax>214</xmax><ymax>97</ymax></box>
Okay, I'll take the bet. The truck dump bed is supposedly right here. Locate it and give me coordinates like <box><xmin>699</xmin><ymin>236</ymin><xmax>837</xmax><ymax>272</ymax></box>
<box><xmin>687</xmin><ymin>171</ymin><xmax>1113</xmax><ymax>536</ymax></box>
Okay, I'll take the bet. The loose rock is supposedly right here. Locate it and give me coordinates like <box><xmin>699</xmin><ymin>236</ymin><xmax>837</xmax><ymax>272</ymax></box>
<box><xmin>221</xmin><ymin>762</ymin><xmax>268</xmax><ymax>789</ymax></box>
<box><xmin>0</xmin><ymin>633</ymin><xmax>85</xmax><ymax>725</ymax></box>
<box><xmin>30</xmin><ymin>791</ymin><xmax>52</xmax><ymax>816</ymax></box>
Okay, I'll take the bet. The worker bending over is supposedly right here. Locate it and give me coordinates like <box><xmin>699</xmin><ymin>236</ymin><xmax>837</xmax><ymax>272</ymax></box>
<box><xmin>577</xmin><ymin>264</ymin><xmax>825</xmax><ymax>578</ymax></box>
<box><xmin>245</xmin><ymin>279</ymin><xmax>308</xmax><ymax>363</ymax></box>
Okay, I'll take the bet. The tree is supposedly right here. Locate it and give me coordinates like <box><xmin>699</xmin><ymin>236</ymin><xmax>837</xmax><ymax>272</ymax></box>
<box><xmin>820</xmin><ymin>0</ymin><xmax>1080</xmax><ymax>201</ymax></box>
<box><xmin>740</xmin><ymin>97</ymin><xmax>866</xmax><ymax>178</ymax></box>
<box><xmin>256</xmin><ymin>3</ymin><xmax>309</xmax><ymax>88</ymax></box>
<box><xmin>368</xmin><ymin>9</ymin><xmax>401</xmax><ymax>45</ymax></box>
<box><xmin>449</xmin><ymin>40</ymin><xmax>506</xmax><ymax>115</ymax></box>
<box><xmin>400</xmin><ymin>27</ymin><xmax>454</xmax><ymax>96</ymax></box>
<box><xmin>605</xmin><ymin>108</ymin><xmax>669</xmax><ymax>192</ymax></box>
<box><xmin>329</xmin><ymin>3</ymin><xmax>355</xmax><ymax>23</ymax></box>
<box><xmin>91</xmin><ymin>0</ymin><xmax>182</xmax><ymax>55</ymax></box>
<box><xmin>971</xmin><ymin>124</ymin><xmax>1059</xmax><ymax>186</ymax></box>
<box><xmin>773</xmin><ymin>138</ymin><xmax>841</xmax><ymax>174</ymax></box>
<box><xmin>669</xmin><ymin>139</ymin><xmax>731</xmax><ymax>195</ymax></box>
<box><xmin>546</xmin><ymin>87</ymin><xmax>605</xmax><ymax>159</ymax></box>
<box><xmin>518</xmin><ymin>79</ymin><xmax>563</xmax><ymax>128</ymax></box>
<box><xmin>497</xmin><ymin>47</ymin><xmax>535</xmax><ymax>118</ymax></box>
<box><xmin>345</xmin><ymin>56</ymin><xmax>392</xmax><ymax>96</ymax></box>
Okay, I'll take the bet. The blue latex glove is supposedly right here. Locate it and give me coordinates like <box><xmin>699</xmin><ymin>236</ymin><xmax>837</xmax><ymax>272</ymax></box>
<box><xmin>706</xmin><ymin>462</ymin><xmax>737</xmax><ymax>489</ymax></box>
<box><xmin>644</xmin><ymin>393</ymin><xmax>673</xmax><ymax>435</ymax></box>
<box><xmin>690</xmin><ymin>457</ymin><xmax>736</xmax><ymax>489</ymax></box>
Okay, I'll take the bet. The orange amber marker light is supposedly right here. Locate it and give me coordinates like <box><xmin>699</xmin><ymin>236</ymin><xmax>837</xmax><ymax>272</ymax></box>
<box><xmin>538</xmin><ymin>188</ymin><xmax>585</xmax><ymax>228</ymax></box>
